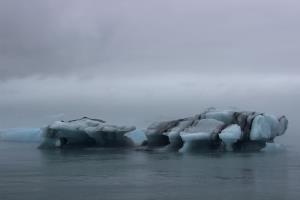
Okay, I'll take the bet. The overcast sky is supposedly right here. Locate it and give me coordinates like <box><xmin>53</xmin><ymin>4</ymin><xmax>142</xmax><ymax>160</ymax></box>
<box><xmin>0</xmin><ymin>0</ymin><xmax>299</xmax><ymax>143</ymax></box>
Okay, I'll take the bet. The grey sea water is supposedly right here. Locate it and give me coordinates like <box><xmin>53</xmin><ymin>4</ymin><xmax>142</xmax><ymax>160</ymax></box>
<box><xmin>0</xmin><ymin>141</ymin><xmax>300</xmax><ymax>200</ymax></box>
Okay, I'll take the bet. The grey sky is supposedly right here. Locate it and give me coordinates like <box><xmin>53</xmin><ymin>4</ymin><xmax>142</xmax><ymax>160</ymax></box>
<box><xmin>0</xmin><ymin>0</ymin><xmax>299</xmax><ymax>144</ymax></box>
<box><xmin>1</xmin><ymin>0</ymin><xmax>300</xmax><ymax>79</ymax></box>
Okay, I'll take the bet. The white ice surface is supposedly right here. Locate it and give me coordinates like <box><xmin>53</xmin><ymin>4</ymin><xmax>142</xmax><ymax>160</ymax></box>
<box><xmin>184</xmin><ymin>119</ymin><xmax>224</xmax><ymax>133</ymax></box>
<box><xmin>50</xmin><ymin>119</ymin><xmax>135</xmax><ymax>134</ymax></box>
<box><xmin>250</xmin><ymin>115</ymin><xmax>282</xmax><ymax>141</ymax></box>
<box><xmin>204</xmin><ymin>110</ymin><xmax>235</xmax><ymax>125</ymax></box>
<box><xmin>180</xmin><ymin>132</ymin><xmax>211</xmax><ymax>141</ymax></box>
<box><xmin>179</xmin><ymin>132</ymin><xmax>212</xmax><ymax>153</ymax></box>
<box><xmin>219</xmin><ymin>124</ymin><xmax>242</xmax><ymax>151</ymax></box>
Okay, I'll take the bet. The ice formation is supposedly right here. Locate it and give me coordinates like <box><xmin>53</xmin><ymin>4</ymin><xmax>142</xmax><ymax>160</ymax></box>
<box><xmin>219</xmin><ymin>125</ymin><xmax>242</xmax><ymax>151</ymax></box>
<box><xmin>0</xmin><ymin>128</ymin><xmax>43</xmax><ymax>143</ymax></box>
<box><xmin>36</xmin><ymin>109</ymin><xmax>288</xmax><ymax>152</ymax></box>
<box><xmin>125</xmin><ymin>130</ymin><xmax>147</xmax><ymax>146</ymax></box>
<box><xmin>39</xmin><ymin>117</ymin><xmax>136</xmax><ymax>148</ymax></box>
<box><xmin>145</xmin><ymin>109</ymin><xmax>288</xmax><ymax>152</ymax></box>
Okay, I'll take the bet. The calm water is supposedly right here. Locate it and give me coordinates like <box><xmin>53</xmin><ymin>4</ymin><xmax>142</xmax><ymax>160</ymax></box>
<box><xmin>0</xmin><ymin>142</ymin><xmax>300</xmax><ymax>200</ymax></box>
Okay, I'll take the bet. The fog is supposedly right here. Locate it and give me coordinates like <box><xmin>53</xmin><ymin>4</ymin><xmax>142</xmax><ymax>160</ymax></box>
<box><xmin>0</xmin><ymin>0</ymin><xmax>299</xmax><ymax>145</ymax></box>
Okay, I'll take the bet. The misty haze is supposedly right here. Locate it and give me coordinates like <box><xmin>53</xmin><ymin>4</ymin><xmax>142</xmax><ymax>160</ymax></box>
<box><xmin>0</xmin><ymin>0</ymin><xmax>300</xmax><ymax>200</ymax></box>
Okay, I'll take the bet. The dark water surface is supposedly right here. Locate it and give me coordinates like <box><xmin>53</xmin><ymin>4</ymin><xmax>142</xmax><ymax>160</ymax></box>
<box><xmin>0</xmin><ymin>142</ymin><xmax>300</xmax><ymax>200</ymax></box>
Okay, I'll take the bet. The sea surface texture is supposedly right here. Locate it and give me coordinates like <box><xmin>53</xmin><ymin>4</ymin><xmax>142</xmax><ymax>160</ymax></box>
<box><xmin>0</xmin><ymin>141</ymin><xmax>300</xmax><ymax>200</ymax></box>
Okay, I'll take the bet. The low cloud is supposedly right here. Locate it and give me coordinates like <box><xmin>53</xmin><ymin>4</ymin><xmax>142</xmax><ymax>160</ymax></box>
<box><xmin>0</xmin><ymin>0</ymin><xmax>300</xmax><ymax>80</ymax></box>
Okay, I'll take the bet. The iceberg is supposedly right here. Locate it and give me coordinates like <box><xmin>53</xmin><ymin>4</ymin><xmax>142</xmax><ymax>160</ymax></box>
<box><xmin>36</xmin><ymin>109</ymin><xmax>288</xmax><ymax>152</ymax></box>
<box><xmin>39</xmin><ymin>117</ymin><xmax>136</xmax><ymax>148</ymax></box>
<box><xmin>145</xmin><ymin>109</ymin><xmax>288</xmax><ymax>152</ymax></box>
<box><xmin>0</xmin><ymin>128</ymin><xmax>43</xmax><ymax>143</ymax></box>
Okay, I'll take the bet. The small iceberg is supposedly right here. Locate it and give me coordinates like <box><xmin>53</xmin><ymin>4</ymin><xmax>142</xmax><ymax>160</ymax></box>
<box><xmin>39</xmin><ymin>117</ymin><xmax>136</xmax><ymax>148</ymax></box>
<box><xmin>0</xmin><ymin>128</ymin><xmax>43</xmax><ymax>143</ymax></box>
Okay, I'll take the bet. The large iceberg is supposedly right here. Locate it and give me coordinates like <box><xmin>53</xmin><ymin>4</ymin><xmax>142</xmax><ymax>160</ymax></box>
<box><xmin>39</xmin><ymin>117</ymin><xmax>136</xmax><ymax>148</ymax></box>
<box><xmin>145</xmin><ymin>109</ymin><xmax>288</xmax><ymax>152</ymax></box>
<box><xmin>37</xmin><ymin>109</ymin><xmax>288</xmax><ymax>152</ymax></box>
